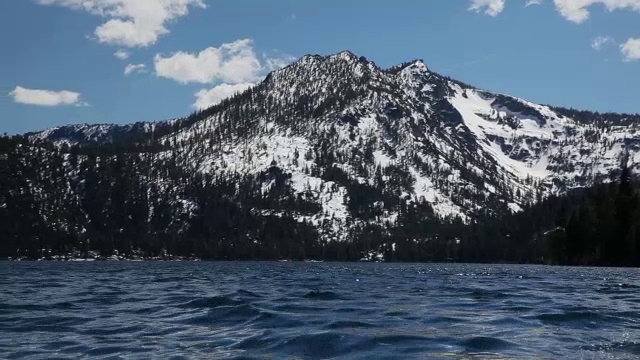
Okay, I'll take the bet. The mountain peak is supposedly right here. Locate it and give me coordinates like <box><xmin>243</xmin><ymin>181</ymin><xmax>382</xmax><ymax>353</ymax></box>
<box><xmin>402</xmin><ymin>59</ymin><xmax>429</xmax><ymax>74</ymax></box>
<box><xmin>385</xmin><ymin>59</ymin><xmax>430</xmax><ymax>76</ymax></box>
<box><xmin>294</xmin><ymin>51</ymin><xmax>374</xmax><ymax>68</ymax></box>
<box><xmin>410</xmin><ymin>58</ymin><xmax>428</xmax><ymax>69</ymax></box>
<box><xmin>10</xmin><ymin>49</ymin><xmax>640</xmax><ymax>257</ymax></box>
<box><xmin>334</xmin><ymin>50</ymin><xmax>358</xmax><ymax>59</ymax></box>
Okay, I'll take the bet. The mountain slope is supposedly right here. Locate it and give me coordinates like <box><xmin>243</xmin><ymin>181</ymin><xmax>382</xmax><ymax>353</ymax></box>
<box><xmin>4</xmin><ymin>51</ymin><xmax>640</xmax><ymax>259</ymax></box>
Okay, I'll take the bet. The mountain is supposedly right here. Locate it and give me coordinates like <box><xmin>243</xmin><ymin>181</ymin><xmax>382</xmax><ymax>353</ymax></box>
<box><xmin>2</xmin><ymin>51</ymin><xmax>640</xmax><ymax>261</ymax></box>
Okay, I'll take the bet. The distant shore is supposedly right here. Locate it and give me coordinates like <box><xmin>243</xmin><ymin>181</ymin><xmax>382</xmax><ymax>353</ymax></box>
<box><xmin>5</xmin><ymin>251</ymin><xmax>200</xmax><ymax>262</ymax></box>
<box><xmin>7</xmin><ymin>257</ymin><xmax>201</xmax><ymax>262</ymax></box>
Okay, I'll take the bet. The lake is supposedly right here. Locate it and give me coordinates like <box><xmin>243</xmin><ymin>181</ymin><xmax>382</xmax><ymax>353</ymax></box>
<box><xmin>1</xmin><ymin>262</ymin><xmax>639</xmax><ymax>359</ymax></box>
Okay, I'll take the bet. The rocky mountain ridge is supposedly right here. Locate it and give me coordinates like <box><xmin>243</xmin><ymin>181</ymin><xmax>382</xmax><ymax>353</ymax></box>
<box><xmin>3</xmin><ymin>51</ymin><xmax>639</xmax><ymax>258</ymax></box>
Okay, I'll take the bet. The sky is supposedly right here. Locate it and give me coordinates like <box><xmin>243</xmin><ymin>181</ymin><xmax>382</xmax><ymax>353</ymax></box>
<box><xmin>1</xmin><ymin>0</ymin><xmax>639</xmax><ymax>135</ymax></box>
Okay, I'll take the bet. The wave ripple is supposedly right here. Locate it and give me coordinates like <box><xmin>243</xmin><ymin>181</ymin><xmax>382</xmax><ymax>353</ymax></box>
<box><xmin>1</xmin><ymin>262</ymin><xmax>640</xmax><ymax>359</ymax></box>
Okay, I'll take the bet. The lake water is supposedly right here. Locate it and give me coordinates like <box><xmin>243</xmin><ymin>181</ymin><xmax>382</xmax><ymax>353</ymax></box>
<box><xmin>1</xmin><ymin>262</ymin><xmax>640</xmax><ymax>359</ymax></box>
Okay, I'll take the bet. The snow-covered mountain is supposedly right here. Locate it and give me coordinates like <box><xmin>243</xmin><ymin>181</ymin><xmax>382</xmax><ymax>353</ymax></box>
<box><xmin>20</xmin><ymin>51</ymin><xmax>640</xmax><ymax>244</ymax></box>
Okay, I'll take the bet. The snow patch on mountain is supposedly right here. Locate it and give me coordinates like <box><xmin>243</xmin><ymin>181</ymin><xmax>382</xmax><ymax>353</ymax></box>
<box><xmin>25</xmin><ymin>51</ymin><xmax>640</xmax><ymax>240</ymax></box>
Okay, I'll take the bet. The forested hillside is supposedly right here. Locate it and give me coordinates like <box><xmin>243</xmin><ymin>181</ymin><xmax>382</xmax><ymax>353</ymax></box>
<box><xmin>1</xmin><ymin>51</ymin><xmax>639</xmax><ymax>264</ymax></box>
<box><xmin>456</xmin><ymin>161</ymin><xmax>640</xmax><ymax>266</ymax></box>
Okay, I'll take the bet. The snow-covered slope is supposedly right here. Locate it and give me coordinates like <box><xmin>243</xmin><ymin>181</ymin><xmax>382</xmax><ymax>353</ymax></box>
<box><xmin>26</xmin><ymin>51</ymin><xmax>640</xmax><ymax>240</ymax></box>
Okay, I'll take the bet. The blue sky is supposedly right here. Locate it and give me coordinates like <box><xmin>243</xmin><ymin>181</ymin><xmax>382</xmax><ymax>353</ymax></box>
<box><xmin>1</xmin><ymin>0</ymin><xmax>639</xmax><ymax>134</ymax></box>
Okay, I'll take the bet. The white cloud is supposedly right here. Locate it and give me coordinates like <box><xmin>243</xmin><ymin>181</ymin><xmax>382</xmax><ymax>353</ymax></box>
<box><xmin>193</xmin><ymin>83</ymin><xmax>254</xmax><ymax>109</ymax></box>
<box><xmin>124</xmin><ymin>63</ymin><xmax>146</xmax><ymax>75</ymax></box>
<box><xmin>35</xmin><ymin>0</ymin><xmax>206</xmax><ymax>47</ymax></box>
<box><xmin>114</xmin><ymin>49</ymin><xmax>130</xmax><ymax>60</ymax></box>
<box><xmin>9</xmin><ymin>86</ymin><xmax>87</xmax><ymax>107</ymax></box>
<box><xmin>621</xmin><ymin>37</ymin><xmax>640</xmax><ymax>61</ymax></box>
<box><xmin>155</xmin><ymin>39</ymin><xmax>297</xmax><ymax>109</ymax></box>
<box><xmin>525</xmin><ymin>0</ymin><xmax>543</xmax><ymax>6</ymax></box>
<box><xmin>154</xmin><ymin>39</ymin><xmax>263</xmax><ymax>84</ymax></box>
<box><xmin>591</xmin><ymin>35</ymin><xmax>614</xmax><ymax>50</ymax></box>
<box><xmin>553</xmin><ymin>0</ymin><xmax>640</xmax><ymax>23</ymax></box>
<box><xmin>468</xmin><ymin>0</ymin><xmax>506</xmax><ymax>16</ymax></box>
<box><xmin>264</xmin><ymin>53</ymin><xmax>297</xmax><ymax>72</ymax></box>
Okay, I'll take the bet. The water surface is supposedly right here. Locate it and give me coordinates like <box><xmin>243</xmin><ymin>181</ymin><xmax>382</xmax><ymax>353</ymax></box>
<box><xmin>1</xmin><ymin>262</ymin><xmax>640</xmax><ymax>359</ymax></box>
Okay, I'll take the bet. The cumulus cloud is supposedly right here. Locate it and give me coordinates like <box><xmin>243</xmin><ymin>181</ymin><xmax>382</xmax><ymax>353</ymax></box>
<box><xmin>156</xmin><ymin>39</ymin><xmax>297</xmax><ymax>109</ymax></box>
<box><xmin>591</xmin><ymin>35</ymin><xmax>614</xmax><ymax>50</ymax></box>
<box><xmin>191</xmin><ymin>51</ymin><xmax>295</xmax><ymax>108</ymax></box>
<box><xmin>553</xmin><ymin>0</ymin><xmax>640</xmax><ymax>23</ymax></box>
<box><xmin>475</xmin><ymin>0</ymin><xmax>640</xmax><ymax>20</ymax></box>
<box><xmin>154</xmin><ymin>39</ymin><xmax>263</xmax><ymax>84</ymax></box>
<box><xmin>114</xmin><ymin>49</ymin><xmax>130</xmax><ymax>60</ymax></box>
<box><xmin>193</xmin><ymin>83</ymin><xmax>254</xmax><ymax>109</ymax></box>
<box><xmin>468</xmin><ymin>0</ymin><xmax>506</xmax><ymax>16</ymax></box>
<box><xmin>549</xmin><ymin>2</ymin><xmax>640</xmax><ymax>62</ymax></box>
<box><xmin>35</xmin><ymin>0</ymin><xmax>206</xmax><ymax>47</ymax></box>
<box><xmin>124</xmin><ymin>63</ymin><xmax>146</xmax><ymax>75</ymax></box>
<box><xmin>264</xmin><ymin>53</ymin><xmax>297</xmax><ymax>72</ymax></box>
<box><xmin>9</xmin><ymin>86</ymin><xmax>87</xmax><ymax>107</ymax></box>
<box><xmin>621</xmin><ymin>37</ymin><xmax>640</xmax><ymax>61</ymax></box>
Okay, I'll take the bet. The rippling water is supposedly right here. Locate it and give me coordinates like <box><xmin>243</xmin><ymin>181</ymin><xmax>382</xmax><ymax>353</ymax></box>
<box><xmin>2</xmin><ymin>262</ymin><xmax>640</xmax><ymax>359</ymax></box>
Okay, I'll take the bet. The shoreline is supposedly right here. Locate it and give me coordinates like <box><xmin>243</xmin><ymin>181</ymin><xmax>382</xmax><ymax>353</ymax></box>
<box><xmin>6</xmin><ymin>255</ymin><xmax>201</xmax><ymax>262</ymax></box>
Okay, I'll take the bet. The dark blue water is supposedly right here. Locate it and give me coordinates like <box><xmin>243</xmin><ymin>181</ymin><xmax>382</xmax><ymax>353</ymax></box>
<box><xmin>1</xmin><ymin>262</ymin><xmax>640</xmax><ymax>359</ymax></box>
